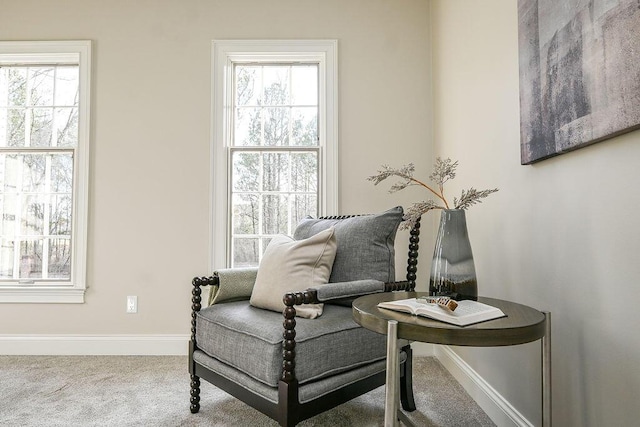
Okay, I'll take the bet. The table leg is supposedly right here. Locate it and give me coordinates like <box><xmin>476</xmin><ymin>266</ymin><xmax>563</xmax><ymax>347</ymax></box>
<box><xmin>542</xmin><ymin>311</ymin><xmax>551</xmax><ymax>427</ymax></box>
<box><xmin>385</xmin><ymin>320</ymin><xmax>399</xmax><ymax>427</ymax></box>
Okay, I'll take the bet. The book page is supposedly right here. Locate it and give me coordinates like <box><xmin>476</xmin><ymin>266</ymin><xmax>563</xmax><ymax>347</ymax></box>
<box><xmin>378</xmin><ymin>299</ymin><xmax>420</xmax><ymax>315</ymax></box>
<box><xmin>455</xmin><ymin>300</ymin><xmax>499</xmax><ymax>315</ymax></box>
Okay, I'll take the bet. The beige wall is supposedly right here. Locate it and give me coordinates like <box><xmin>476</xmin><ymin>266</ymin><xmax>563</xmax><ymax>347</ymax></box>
<box><xmin>10</xmin><ymin>1</ymin><xmax>638</xmax><ymax>425</ymax></box>
<box><xmin>0</xmin><ymin>1</ymin><xmax>431</xmax><ymax>333</ymax></box>
<box><xmin>431</xmin><ymin>1</ymin><xmax>640</xmax><ymax>426</ymax></box>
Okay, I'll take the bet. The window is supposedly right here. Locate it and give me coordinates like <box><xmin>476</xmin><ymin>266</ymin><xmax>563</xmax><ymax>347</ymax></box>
<box><xmin>212</xmin><ymin>40</ymin><xmax>338</xmax><ymax>269</ymax></box>
<box><xmin>0</xmin><ymin>41</ymin><xmax>91</xmax><ymax>303</ymax></box>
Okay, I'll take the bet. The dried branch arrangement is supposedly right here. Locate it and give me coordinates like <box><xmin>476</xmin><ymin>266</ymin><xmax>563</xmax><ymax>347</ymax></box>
<box><xmin>368</xmin><ymin>158</ymin><xmax>498</xmax><ymax>229</ymax></box>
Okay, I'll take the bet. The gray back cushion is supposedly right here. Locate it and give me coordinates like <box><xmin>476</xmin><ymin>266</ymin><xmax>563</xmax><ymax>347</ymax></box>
<box><xmin>293</xmin><ymin>206</ymin><xmax>403</xmax><ymax>283</ymax></box>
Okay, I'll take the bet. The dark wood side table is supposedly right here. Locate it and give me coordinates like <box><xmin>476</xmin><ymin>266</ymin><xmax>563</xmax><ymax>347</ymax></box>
<box><xmin>352</xmin><ymin>292</ymin><xmax>551</xmax><ymax>427</ymax></box>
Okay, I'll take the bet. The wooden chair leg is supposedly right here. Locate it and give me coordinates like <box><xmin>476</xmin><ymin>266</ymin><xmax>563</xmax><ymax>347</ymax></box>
<box><xmin>400</xmin><ymin>344</ymin><xmax>417</xmax><ymax>412</ymax></box>
<box><xmin>190</xmin><ymin>374</ymin><xmax>201</xmax><ymax>413</ymax></box>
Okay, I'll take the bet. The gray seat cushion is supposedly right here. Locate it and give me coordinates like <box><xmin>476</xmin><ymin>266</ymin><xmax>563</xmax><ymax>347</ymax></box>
<box><xmin>195</xmin><ymin>301</ymin><xmax>387</xmax><ymax>388</ymax></box>
<box><xmin>293</xmin><ymin>206</ymin><xmax>403</xmax><ymax>283</ymax></box>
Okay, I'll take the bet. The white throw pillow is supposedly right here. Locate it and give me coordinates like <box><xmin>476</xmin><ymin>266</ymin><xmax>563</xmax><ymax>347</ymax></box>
<box><xmin>250</xmin><ymin>227</ymin><xmax>337</xmax><ymax>319</ymax></box>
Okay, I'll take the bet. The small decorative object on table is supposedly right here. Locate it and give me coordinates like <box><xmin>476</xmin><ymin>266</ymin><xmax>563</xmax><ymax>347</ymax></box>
<box><xmin>418</xmin><ymin>295</ymin><xmax>458</xmax><ymax>311</ymax></box>
<box><xmin>368</xmin><ymin>158</ymin><xmax>498</xmax><ymax>301</ymax></box>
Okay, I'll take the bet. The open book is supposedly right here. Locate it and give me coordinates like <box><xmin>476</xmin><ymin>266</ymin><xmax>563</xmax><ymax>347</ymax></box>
<box><xmin>377</xmin><ymin>298</ymin><xmax>506</xmax><ymax>326</ymax></box>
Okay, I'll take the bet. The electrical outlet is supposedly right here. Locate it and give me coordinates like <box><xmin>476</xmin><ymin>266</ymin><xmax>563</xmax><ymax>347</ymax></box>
<box><xmin>127</xmin><ymin>296</ymin><xmax>138</xmax><ymax>313</ymax></box>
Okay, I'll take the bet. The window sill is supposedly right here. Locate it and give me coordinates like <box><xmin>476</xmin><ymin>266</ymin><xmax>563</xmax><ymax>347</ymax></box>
<box><xmin>0</xmin><ymin>286</ymin><xmax>85</xmax><ymax>303</ymax></box>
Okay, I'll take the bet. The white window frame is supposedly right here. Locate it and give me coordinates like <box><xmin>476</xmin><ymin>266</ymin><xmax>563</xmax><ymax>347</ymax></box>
<box><xmin>0</xmin><ymin>41</ymin><xmax>91</xmax><ymax>303</ymax></box>
<box><xmin>211</xmin><ymin>40</ymin><xmax>338</xmax><ymax>270</ymax></box>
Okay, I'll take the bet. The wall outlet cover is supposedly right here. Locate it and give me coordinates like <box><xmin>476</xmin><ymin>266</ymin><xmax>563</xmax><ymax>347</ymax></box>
<box><xmin>127</xmin><ymin>296</ymin><xmax>138</xmax><ymax>313</ymax></box>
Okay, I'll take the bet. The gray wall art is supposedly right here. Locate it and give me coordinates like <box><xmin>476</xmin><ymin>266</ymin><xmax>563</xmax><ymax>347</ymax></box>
<box><xmin>518</xmin><ymin>0</ymin><xmax>640</xmax><ymax>164</ymax></box>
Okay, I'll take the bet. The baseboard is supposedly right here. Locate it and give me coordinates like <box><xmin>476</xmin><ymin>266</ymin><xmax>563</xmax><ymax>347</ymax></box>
<box><xmin>434</xmin><ymin>346</ymin><xmax>534</xmax><ymax>427</ymax></box>
<box><xmin>0</xmin><ymin>334</ymin><xmax>190</xmax><ymax>355</ymax></box>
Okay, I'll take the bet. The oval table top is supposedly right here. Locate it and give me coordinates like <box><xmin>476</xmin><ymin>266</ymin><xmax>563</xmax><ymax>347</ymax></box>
<box><xmin>352</xmin><ymin>292</ymin><xmax>547</xmax><ymax>347</ymax></box>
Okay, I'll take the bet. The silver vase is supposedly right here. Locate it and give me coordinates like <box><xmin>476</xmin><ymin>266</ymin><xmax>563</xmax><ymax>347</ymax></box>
<box><xmin>429</xmin><ymin>209</ymin><xmax>478</xmax><ymax>301</ymax></box>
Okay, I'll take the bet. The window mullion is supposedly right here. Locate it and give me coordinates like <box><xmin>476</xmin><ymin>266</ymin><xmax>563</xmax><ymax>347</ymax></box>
<box><xmin>258</xmin><ymin>152</ymin><xmax>264</xmax><ymax>263</ymax></box>
<box><xmin>51</xmin><ymin>67</ymin><xmax>57</xmax><ymax>148</ymax></box>
<box><xmin>226</xmin><ymin>146</ymin><xmax>233</xmax><ymax>266</ymax></box>
<box><xmin>42</xmin><ymin>154</ymin><xmax>52</xmax><ymax>279</ymax></box>
<box><xmin>287</xmin><ymin>152</ymin><xmax>293</xmax><ymax>236</ymax></box>
<box><xmin>286</xmin><ymin>65</ymin><xmax>293</xmax><ymax>237</ymax></box>
<box><xmin>13</xmin><ymin>155</ymin><xmax>24</xmax><ymax>280</ymax></box>
<box><xmin>24</xmin><ymin>67</ymin><xmax>33</xmax><ymax>148</ymax></box>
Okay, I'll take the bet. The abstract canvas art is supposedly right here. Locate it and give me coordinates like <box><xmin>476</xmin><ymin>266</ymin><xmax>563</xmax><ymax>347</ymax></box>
<box><xmin>518</xmin><ymin>0</ymin><xmax>640</xmax><ymax>164</ymax></box>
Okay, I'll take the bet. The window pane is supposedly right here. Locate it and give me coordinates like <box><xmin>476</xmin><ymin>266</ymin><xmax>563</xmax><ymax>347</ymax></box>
<box><xmin>30</xmin><ymin>107</ymin><xmax>53</xmax><ymax>146</ymax></box>
<box><xmin>0</xmin><ymin>194</ymin><xmax>17</xmax><ymax>235</ymax></box>
<box><xmin>54</xmin><ymin>107</ymin><xmax>78</xmax><ymax>147</ymax></box>
<box><xmin>235</xmin><ymin>107</ymin><xmax>261</xmax><ymax>146</ymax></box>
<box><xmin>0</xmin><ymin>68</ymin><xmax>7</xmax><ymax>107</ymax></box>
<box><xmin>262</xmin><ymin>194</ymin><xmax>288</xmax><ymax>234</ymax></box>
<box><xmin>1</xmin><ymin>154</ymin><xmax>20</xmax><ymax>192</ymax></box>
<box><xmin>8</xmin><ymin>69</ymin><xmax>27</xmax><ymax>107</ymax></box>
<box><xmin>54</xmin><ymin>67</ymin><xmax>79</xmax><ymax>106</ymax></box>
<box><xmin>263</xmin><ymin>107</ymin><xmax>289</xmax><ymax>146</ymax></box>
<box><xmin>292</xmin><ymin>107</ymin><xmax>318</xmax><ymax>146</ymax></box>
<box><xmin>29</xmin><ymin>68</ymin><xmax>54</xmax><ymax>107</ymax></box>
<box><xmin>262</xmin><ymin>152</ymin><xmax>289</xmax><ymax>192</ymax></box>
<box><xmin>235</xmin><ymin>66</ymin><xmax>261</xmax><ymax>107</ymax></box>
<box><xmin>291</xmin><ymin>66</ymin><xmax>318</xmax><ymax>106</ymax></box>
<box><xmin>0</xmin><ymin>109</ymin><xmax>6</xmax><ymax>146</ymax></box>
<box><xmin>48</xmin><ymin>237</ymin><xmax>70</xmax><ymax>278</ymax></box>
<box><xmin>22</xmin><ymin>154</ymin><xmax>46</xmax><ymax>193</ymax></box>
<box><xmin>51</xmin><ymin>153</ymin><xmax>73</xmax><ymax>193</ymax></box>
<box><xmin>291</xmin><ymin>152</ymin><xmax>317</xmax><ymax>192</ymax></box>
<box><xmin>7</xmin><ymin>109</ymin><xmax>26</xmax><ymax>147</ymax></box>
<box><xmin>0</xmin><ymin>238</ymin><xmax>14</xmax><ymax>278</ymax></box>
<box><xmin>232</xmin><ymin>193</ymin><xmax>259</xmax><ymax>235</ymax></box>
<box><xmin>292</xmin><ymin>194</ymin><xmax>317</xmax><ymax>227</ymax></box>
<box><xmin>21</xmin><ymin>195</ymin><xmax>45</xmax><ymax>235</ymax></box>
<box><xmin>50</xmin><ymin>195</ymin><xmax>72</xmax><ymax>235</ymax></box>
<box><xmin>232</xmin><ymin>151</ymin><xmax>260</xmax><ymax>192</ymax></box>
<box><xmin>233</xmin><ymin>238</ymin><xmax>258</xmax><ymax>267</ymax></box>
<box><xmin>19</xmin><ymin>239</ymin><xmax>42</xmax><ymax>278</ymax></box>
<box><xmin>263</xmin><ymin>66</ymin><xmax>289</xmax><ymax>105</ymax></box>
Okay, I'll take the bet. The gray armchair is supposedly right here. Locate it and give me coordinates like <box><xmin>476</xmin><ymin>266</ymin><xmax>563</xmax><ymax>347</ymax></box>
<box><xmin>189</xmin><ymin>207</ymin><xmax>422</xmax><ymax>426</ymax></box>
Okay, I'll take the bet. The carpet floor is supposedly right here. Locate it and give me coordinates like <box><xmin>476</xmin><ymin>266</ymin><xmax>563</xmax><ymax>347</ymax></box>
<box><xmin>0</xmin><ymin>355</ymin><xmax>495</xmax><ymax>427</ymax></box>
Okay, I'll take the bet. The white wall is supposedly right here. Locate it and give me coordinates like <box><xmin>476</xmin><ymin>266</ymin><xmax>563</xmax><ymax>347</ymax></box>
<box><xmin>431</xmin><ymin>1</ymin><xmax>640</xmax><ymax>426</ymax></box>
<box><xmin>0</xmin><ymin>1</ymin><xmax>431</xmax><ymax>338</ymax></box>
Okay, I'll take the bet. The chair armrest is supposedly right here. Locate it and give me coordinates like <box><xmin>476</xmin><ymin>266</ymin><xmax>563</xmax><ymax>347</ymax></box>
<box><xmin>309</xmin><ymin>279</ymin><xmax>385</xmax><ymax>302</ymax></box>
<box><xmin>208</xmin><ymin>267</ymin><xmax>259</xmax><ymax>306</ymax></box>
